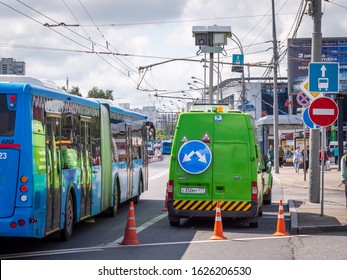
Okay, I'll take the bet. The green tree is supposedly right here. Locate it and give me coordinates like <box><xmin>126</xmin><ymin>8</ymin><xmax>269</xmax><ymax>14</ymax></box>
<box><xmin>87</xmin><ymin>87</ymin><xmax>114</xmax><ymax>100</ymax></box>
<box><xmin>61</xmin><ymin>85</ymin><xmax>82</xmax><ymax>96</ymax></box>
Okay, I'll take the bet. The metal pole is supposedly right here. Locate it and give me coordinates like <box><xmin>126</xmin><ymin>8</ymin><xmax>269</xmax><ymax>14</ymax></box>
<box><xmin>204</xmin><ymin>53</ymin><xmax>207</xmax><ymax>103</ymax></box>
<box><xmin>320</xmin><ymin>127</ymin><xmax>325</xmax><ymax>216</ymax></box>
<box><xmin>309</xmin><ymin>0</ymin><xmax>322</xmax><ymax>204</ymax></box>
<box><xmin>271</xmin><ymin>0</ymin><xmax>279</xmax><ymax>174</ymax></box>
<box><xmin>209</xmin><ymin>52</ymin><xmax>214</xmax><ymax>103</ymax></box>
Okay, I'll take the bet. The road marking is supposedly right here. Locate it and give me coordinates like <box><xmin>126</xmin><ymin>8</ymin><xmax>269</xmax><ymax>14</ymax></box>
<box><xmin>232</xmin><ymin>235</ymin><xmax>309</xmax><ymax>241</ymax></box>
<box><xmin>107</xmin><ymin>212</ymin><xmax>168</xmax><ymax>246</ymax></box>
<box><xmin>148</xmin><ymin>169</ymin><xmax>169</xmax><ymax>181</ymax></box>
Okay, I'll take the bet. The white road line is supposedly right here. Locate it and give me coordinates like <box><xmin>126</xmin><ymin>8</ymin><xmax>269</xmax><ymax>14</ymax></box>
<box><xmin>106</xmin><ymin>212</ymin><xmax>168</xmax><ymax>246</ymax></box>
<box><xmin>148</xmin><ymin>169</ymin><xmax>169</xmax><ymax>181</ymax></box>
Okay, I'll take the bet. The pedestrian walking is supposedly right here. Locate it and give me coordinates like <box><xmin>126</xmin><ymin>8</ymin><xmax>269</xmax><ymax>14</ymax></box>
<box><xmin>292</xmin><ymin>146</ymin><xmax>302</xmax><ymax>173</ymax></box>
<box><xmin>278</xmin><ymin>145</ymin><xmax>285</xmax><ymax>167</ymax></box>
<box><xmin>340</xmin><ymin>153</ymin><xmax>347</xmax><ymax>212</ymax></box>
<box><xmin>302</xmin><ymin>145</ymin><xmax>309</xmax><ymax>172</ymax></box>
<box><xmin>334</xmin><ymin>146</ymin><xmax>338</xmax><ymax>166</ymax></box>
<box><xmin>267</xmin><ymin>145</ymin><xmax>274</xmax><ymax>166</ymax></box>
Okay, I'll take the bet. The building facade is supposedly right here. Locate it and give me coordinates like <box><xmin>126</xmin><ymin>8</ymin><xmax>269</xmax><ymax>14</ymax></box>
<box><xmin>0</xmin><ymin>58</ymin><xmax>26</xmax><ymax>75</ymax></box>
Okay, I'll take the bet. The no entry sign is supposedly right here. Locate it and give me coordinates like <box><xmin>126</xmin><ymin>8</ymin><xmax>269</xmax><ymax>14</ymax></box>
<box><xmin>308</xmin><ymin>97</ymin><xmax>338</xmax><ymax>127</ymax></box>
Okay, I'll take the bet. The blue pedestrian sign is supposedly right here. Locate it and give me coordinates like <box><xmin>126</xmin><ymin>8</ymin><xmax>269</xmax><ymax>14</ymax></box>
<box><xmin>302</xmin><ymin>107</ymin><xmax>320</xmax><ymax>129</ymax></box>
<box><xmin>178</xmin><ymin>140</ymin><xmax>212</xmax><ymax>174</ymax></box>
<box><xmin>309</xmin><ymin>62</ymin><xmax>339</xmax><ymax>93</ymax></box>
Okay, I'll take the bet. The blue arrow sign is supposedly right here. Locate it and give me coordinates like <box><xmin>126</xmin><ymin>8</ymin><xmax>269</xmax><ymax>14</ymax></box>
<box><xmin>302</xmin><ymin>107</ymin><xmax>320</xmax><ymax>129</ymax></box>
<box><xmin>309</xmin><ymin>62</ymin><xmax>339</xmax><ymax>93</ymax></box>
<box><xmin>178</xmin><ymin>140</ymin><xmax>212</xmax><ymax>174</ymax></box>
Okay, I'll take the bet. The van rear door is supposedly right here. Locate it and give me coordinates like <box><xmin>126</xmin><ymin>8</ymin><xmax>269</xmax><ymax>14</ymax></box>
<box><xmin>212</xmin><ymin>114</ymin><xmax>252</xmax><ymax>202</ymax></box>
<box><xmin>172</xmin><ymin>113</ymin><xmax>214</xmax><ymax>201</ymax></box>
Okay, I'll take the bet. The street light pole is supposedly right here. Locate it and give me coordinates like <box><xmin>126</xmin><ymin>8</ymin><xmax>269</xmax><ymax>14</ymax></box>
<box><xmin>230</xmin><ymin>33</ymin><xmax>245</xmax><ymax>112</ymax></box>
<box><xmin>271</xmin><ymin>0</ymin><xmax>280</xmax><ymax>174</ymax></box>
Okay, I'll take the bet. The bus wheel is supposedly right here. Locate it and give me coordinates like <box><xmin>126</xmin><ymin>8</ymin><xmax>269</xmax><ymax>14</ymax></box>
<box><xmin>60</xmin><ymin>192</ymin><xmax>74</xmax><ymax>241</ymax></box>
<box><xmin>133</xmin><ymin>179</ymin><xmax>142</xmax><ymax>204</ymax></box>
<box><xmin>169</xmin><ymin>214</ymin><xmax>180</xmax><ymax>226</ymax></box>
<box><xmin>109</xmin><ymin>183</ymin><xmax>120</xmax><ymax>217</ymax></box>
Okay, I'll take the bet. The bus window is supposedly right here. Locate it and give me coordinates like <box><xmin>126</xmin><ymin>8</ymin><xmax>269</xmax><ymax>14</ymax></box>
<box><xmin>0</xmin><ymin>95</ymin><xmax>16</xmax><ymax>136</ymax></box>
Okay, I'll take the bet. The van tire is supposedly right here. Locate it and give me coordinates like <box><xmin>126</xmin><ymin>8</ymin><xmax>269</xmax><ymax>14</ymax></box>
<box><xmin>169</xmin><ymin>214</ymin><xmax>180</xmax><ymax>226</ymax></box>
<box><xmin>249</xmin><ymin>216</ymin><xmax>259</xmax><ymax>228</ymax></box>
<box><xmin>263</xmin><ymin>188</ymin><xmax>272</xmax><ymax>205</ymax></box>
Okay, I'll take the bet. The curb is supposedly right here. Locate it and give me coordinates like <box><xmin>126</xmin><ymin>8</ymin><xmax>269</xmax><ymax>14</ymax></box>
<box><xmin>288</xmin><ymin>199</ymin><xmax>347</xmax><ymax>234</ymax></box>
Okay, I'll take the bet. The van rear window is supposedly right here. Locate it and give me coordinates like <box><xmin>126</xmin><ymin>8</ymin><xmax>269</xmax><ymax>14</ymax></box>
<box><xmin>0</xmin><ymin>95</ymin><xmax>16</xmax><ymax>136</ymax></box>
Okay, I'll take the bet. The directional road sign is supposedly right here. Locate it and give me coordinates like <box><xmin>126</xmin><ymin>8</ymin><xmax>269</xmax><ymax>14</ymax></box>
<box><xmin>178</xmin><ymin>140</ymin><xmax>212</xmax><ymax>174</ymax></box>
<box><xmin>309</xmin><ymin>62</ymin><xmax>339</xmax><ymax>93</ymax></box>
<box><xmin>308</xmin><ymin>97</ymin><xmax>338</xmax><ymax>127</ymax></box>
<box><xmin>302</xmin><ymin>107</ymin><xmax>320</xmax><ymax>129</ymax></box>
<box><xmin>298</xmin><ymin>76</ymin><xmax>323</xmax><ymax>100</ymax></box>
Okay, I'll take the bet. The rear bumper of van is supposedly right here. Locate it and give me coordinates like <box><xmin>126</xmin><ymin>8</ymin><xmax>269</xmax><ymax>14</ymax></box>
<box><xmin>168</xmin><ymin>201</ymin><xmax>259</xmax><ymax>219</ymax></box>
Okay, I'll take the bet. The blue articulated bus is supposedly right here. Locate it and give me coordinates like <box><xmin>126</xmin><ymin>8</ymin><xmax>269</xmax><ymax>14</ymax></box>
<box><xmin>0</xmin><ymin>76</ymin><xmax>152</xmax><ymax>240</ymax></box>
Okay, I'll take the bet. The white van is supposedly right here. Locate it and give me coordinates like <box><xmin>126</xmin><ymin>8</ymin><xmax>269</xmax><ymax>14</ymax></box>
<box><xmin>329</xmin><ymin>141</ymin><xmax>347</xmax><ymax>155</ymax></box>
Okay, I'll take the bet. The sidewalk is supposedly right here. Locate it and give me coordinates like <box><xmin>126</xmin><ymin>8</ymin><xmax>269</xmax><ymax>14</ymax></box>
<box><xmin>272</xmin><ymin>161</ymin><xmax>347</xmax><ymax>234</ymax></box>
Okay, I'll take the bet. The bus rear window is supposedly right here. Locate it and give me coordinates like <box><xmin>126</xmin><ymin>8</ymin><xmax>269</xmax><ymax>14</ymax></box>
<box><xmin>0</xmin><ymin>95</ymin><xmax>16</xmax><ymax>136</ymax></box>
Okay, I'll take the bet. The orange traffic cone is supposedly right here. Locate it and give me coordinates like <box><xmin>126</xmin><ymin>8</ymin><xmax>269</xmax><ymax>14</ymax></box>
<box><xmin>273</xmin><ymin>200</ymin><xmax>288</xmax><ymax>236</ymax></box>
<box><xmin>209</xmin><ymin>201</ymin><xmax>227</xmax><ymax>240</ymax></box>
<box><xmin>162</xmin><ymin>186</ymin><xmax>168</xmax><ymax>211</ymax></box>
<box><xmin>120</xmin><ymin>201</ymin><xmax>141</xmax><ymax>245</ymax></box>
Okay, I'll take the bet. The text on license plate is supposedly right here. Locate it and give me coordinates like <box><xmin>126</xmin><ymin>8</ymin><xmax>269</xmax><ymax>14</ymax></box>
<box><xmin>180</xmin><ymin>187</ymin><xmax>206</xmax><ymax>194</ymax></box>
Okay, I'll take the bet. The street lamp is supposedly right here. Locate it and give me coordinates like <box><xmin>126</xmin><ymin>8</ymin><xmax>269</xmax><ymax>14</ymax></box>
<box><xmin>170</xmin><ymin>101</ymin><xmax>181</xmax><ymax>112</ymax></box>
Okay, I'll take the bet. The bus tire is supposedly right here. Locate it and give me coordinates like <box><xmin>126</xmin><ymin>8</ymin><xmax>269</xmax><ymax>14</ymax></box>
<box><xmin>109</xmin><ymin>180</ymin><xmax>120</xmax><ymax>217</ymax></box>
<box><xmin>60</xmin><ymin>191</ymin><xmax>74</xmax><ymax>241</ymax></box>
<box><xmin>169</xmin><ymin>214</ymin><xmax>180</xmax><ymax>226</ymax></box>
<box><xmin>133</xmin><ymin>179</ymin><xmax>142</xmax><ymax>204</ymax></box>
<box><xmin>249</xmin><ymin>216</ymin><xmax>259</xmax><ymax>228</ymax></box>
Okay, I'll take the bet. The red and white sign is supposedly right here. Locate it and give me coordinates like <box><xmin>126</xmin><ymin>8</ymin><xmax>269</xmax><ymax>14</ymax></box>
<box><xmin>308</xmin><ymin>97</ymin><xmax>338</xmax><ymax>127</ymax></box>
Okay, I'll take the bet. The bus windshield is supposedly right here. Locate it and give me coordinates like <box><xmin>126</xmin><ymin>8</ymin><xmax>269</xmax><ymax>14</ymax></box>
<box><xmin>0</xmin><ymin>94</ymin><xmax>16</xmax><ymax>136</ymax></box>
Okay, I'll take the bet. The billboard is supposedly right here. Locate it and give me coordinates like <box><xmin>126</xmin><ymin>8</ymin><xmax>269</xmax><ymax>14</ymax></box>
<box><xmin>287</xmin><ymin>37</ymin><xmax>347</xmax><ymax>94</ymax></box>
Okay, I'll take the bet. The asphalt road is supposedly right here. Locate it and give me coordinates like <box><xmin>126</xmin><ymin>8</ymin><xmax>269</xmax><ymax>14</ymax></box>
<box><xmin>1</xmin><ymin>156</ymin><xmax>347</xmax><ymax>261</ymax></box>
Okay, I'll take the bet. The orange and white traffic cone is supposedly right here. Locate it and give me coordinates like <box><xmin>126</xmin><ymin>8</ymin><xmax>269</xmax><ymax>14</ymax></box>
<box><xmin>162</xmin><ymin>185</ymin><xmax>168</xmax><ymax>211</ymax></box>
<box><xmin>273</xmin><ymin>199</ymin><xmax>288</xmax><ymax>236</ymax></box>
<box><xmin>209</xmin><ymin>201</ymin><xmax>227</xmax><ymax>240</ymax></box>
<box><xmin>120</xmin><ymin>201</ymin><xmax>141</xmax><ymax>245</ymax></box>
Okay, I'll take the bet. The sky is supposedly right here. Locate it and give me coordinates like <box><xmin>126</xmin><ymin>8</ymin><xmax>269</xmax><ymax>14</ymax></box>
<box><xmin>1</xmin><ymin>0</ymin><xmax>347</xmax><ymax>110</ymax></box>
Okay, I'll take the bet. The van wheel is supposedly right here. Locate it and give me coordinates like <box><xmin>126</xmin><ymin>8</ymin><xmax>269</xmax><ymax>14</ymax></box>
<box><xmin>169</xmin><ymin>214</ymin><xmax>180</xmax><ymax>226</ymax></box>
<box><xmin>249</xmin><ymin>216</ymin><xmax>259</xmax><ymax>228</ymax></box>
<box><xmin>263</xmin><ymin>189</ymin><xmax>272</xmax><ymax>205</ymax></box>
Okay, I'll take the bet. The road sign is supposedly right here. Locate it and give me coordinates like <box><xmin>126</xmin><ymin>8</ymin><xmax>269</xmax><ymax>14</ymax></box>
<box><xmin>308</xmin><ymin>97</ymin><xmax>338</xmax><ymax>127</ymax></box>
<box><xmin>302</xmin><ymin>107</ymin><xmax>320</xmax><ymax>129</ymax></box>
<box><xmin>232</xmin><ymin>54</ymin><xmax>244</xmax><ymax>73</ymax></box>
<box><xmin>298</xmin><ymin>76</ymin><xmax>323</xmax><ymax>100</ymax></box>
<box><xmin>309</xmin><ymin>62</ymin><xmax>339</xmax><ymax>93</ymax></box>
<box><xmin>232</xmin><ymin>54</ymin><xmax>244</xmax><ymax>65</ymax></box>
<box><xmin>296</xmin><ymin>91</ymin><xmax>310</xmax><ymax>107</ymax></box>
<box><xmin>178</xmin><ymin>140</ymin><xmax>212</xmax><ymax>174</ymax></box>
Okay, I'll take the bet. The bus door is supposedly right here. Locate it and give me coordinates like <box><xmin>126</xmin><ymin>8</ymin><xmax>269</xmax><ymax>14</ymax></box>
<box><xmin>126</xmin><ymin>124</ymin><xmax>133</xmax><ymax>198</ymax></box>
<box><xmin>80</xmin><ymin>117</ymin><xmax>92</xmax><ymax>218</ymax></box>
<box><xmin>45</xmin><ymin>114</ymin><xmax>62</xmax><ymax>233</ymax></box>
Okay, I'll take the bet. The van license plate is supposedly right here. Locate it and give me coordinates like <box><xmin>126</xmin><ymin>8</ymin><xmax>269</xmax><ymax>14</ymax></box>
<box><xmin>181</xmin><ymin>187</ymin><xmax>206</xmax><ymax>194</ymax></box>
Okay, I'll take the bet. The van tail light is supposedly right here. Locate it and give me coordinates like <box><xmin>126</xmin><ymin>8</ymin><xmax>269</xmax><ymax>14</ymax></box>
<box><xmin>167</xmin><ymin>180</ymin><xmax>174</xmax><ymax>199</ymax></box>
<box><xmin>252</xmin><ymin>182</ymin><xmax>258</xmax><ymax>200</ymax></box>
